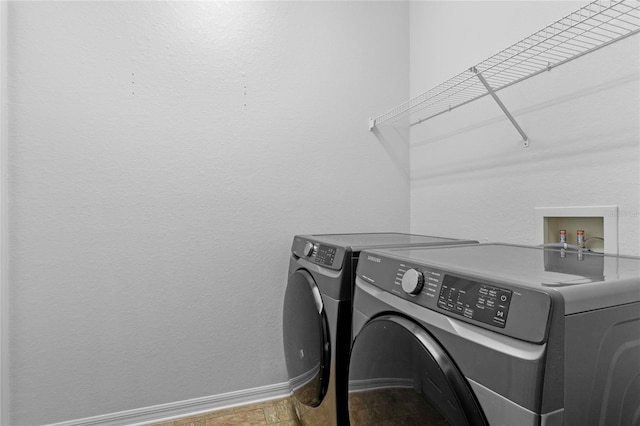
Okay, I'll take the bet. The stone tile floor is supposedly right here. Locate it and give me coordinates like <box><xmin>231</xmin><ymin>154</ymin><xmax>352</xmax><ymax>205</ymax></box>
<box><xmin>148</xmin><ymin>397</ymin><xmax>300</xmax><ymax>426</ymax></box>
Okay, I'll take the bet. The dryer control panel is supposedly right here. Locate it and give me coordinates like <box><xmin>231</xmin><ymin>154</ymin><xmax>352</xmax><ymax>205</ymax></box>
<box><xmin>357</xmin><ymin>252</ymin><xmax>552</xmax><ymax>343</ymax></box>
<box><xmin>437</xmin><ymin>274</ymin><xmax>512</xmax><ymax>329</ymax></box>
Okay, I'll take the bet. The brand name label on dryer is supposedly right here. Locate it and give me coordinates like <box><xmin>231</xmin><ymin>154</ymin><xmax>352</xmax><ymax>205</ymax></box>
<box><xmin>367</xmin><ymin>255</ymin><xmax>382</xmax><ymax>263</ymax></box>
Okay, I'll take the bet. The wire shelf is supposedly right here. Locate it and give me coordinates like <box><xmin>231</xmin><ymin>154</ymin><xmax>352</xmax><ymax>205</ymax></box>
<box><xmin>370</xmin><ymin>0</ymin><xmax>640</xmax><ymax>130</ymax></box>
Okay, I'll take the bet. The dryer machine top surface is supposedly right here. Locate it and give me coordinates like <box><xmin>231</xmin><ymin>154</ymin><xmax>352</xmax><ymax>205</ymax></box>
<box><xmin>375</xmin><ymin>243</ymin><xmax>640</xmax><ymax>315</ymax></box>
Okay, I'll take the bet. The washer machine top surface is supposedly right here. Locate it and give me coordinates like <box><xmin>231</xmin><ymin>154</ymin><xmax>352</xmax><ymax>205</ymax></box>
<box><xmin>373</xmin><ymin>243</ymin><xmax>640</xmax><ymax>315</ymax></box>
<box><xmin>292</xmin><ymin>233</ymin><xmax>478</xmax><ymax>272</ymax></box>
<box><xmin>301</xmin><ymin>232</ymin><xmax>473</xmax><ymax>251</ymax></box>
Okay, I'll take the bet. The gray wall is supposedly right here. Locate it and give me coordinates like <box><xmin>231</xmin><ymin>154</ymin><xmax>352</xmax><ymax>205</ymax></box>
<box><xmin>6</xmin><ymin>2</ymin><xmax>409</xmax><ymax>424</ymax></box>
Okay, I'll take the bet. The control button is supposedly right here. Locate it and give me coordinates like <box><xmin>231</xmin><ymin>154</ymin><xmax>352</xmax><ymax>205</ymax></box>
<box><xmin>401</xmin><ymin>268</ymin><xmax>424</xmax><ymax>295</ymax></box>
<box><xmin>303</xmin><ymin>242</ymin><xmax>315</xmax><ymax>257</ymax></box>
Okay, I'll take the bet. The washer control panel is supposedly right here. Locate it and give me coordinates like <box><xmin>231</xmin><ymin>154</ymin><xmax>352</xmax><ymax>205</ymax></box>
<box><xmin>292</xmin><ymin>237</ymin><xmax>344</xmax><ymax>270</ymax></box>
<box><xmin>311</xmin><ymin>244</ymin><xmax>337</xmax><ymax>266</ymax></box>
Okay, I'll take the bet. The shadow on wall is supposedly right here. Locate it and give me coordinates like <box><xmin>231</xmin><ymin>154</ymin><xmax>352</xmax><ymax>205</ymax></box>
<box><xmin>410</xmin><ymin>131</ymin><xmax>638</xmax><ymax>188</ymax></box>
<box><xmin>409</xmin><ymin>70</ymin><xmax>639</xmax><ymax>187</ymax></box>
<box><xmin>411</xmin><ymin>71</ymin><xmax>639</xmax><ymax>150</ymax></box>
<box><xmin>371</xmin><ymin>124</ymin><xmax>410</xmax><ymax>181</ymax></box>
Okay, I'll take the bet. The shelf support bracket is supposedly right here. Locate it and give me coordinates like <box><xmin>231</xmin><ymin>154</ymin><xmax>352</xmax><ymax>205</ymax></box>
<box><xmin>471</xmin><ymin>67</ymin><xmax>530</xmax><ymax>148</ymax></box>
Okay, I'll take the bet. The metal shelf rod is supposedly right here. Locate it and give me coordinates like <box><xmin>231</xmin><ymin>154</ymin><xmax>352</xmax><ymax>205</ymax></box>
<box><xmin>370</xmin><ymin>0</ymin><xmax>640</xmax><ymax>134</ymax></box>
<box><xmin>472</xmin><ymin>68</ymin><xmax>529</xmax><ymax>147</ymax></box>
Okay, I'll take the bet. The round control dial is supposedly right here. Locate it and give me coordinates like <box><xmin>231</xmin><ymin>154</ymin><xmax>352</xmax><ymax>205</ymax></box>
<box><xmin>303</xmin><ymin>242</ymin><xmax>316</xmax><ymax>257</ymax></box>
<box><xmin>401</xmin><ymin>268</ymin><xmax>424</xmax><ymax>295</ymax></box>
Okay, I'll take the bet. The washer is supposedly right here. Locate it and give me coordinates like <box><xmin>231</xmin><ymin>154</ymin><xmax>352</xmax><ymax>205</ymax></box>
<box><xmin>349</xmin><ymin>243</ymin><xmax>640</xmax><ymax>426</ymax></box>
<box><xmin>282</xmin><ymin>233</ymin><xmax>478</xmax><ymax>425</ymax></box>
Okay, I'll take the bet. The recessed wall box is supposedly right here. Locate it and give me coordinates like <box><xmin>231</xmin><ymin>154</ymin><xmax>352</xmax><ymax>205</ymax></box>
<box><xmin>535</xmin><ymin>206</ymin><xmax>617</xmax><ymax>254</ymax></box>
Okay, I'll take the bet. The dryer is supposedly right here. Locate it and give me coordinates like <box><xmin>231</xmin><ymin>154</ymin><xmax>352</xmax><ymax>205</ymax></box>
<box><xmin>349</xmin><ymin>243</ymin><xmax>640</xmax><ymax>426</ymax></box>
<box><xmin>282</xmin><ymin>233</ymin><xmax>478</xmax><ymax>425</ymax></box>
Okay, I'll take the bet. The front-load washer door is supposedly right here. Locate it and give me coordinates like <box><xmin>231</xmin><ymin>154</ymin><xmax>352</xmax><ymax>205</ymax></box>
<box><xmin>283</xmin><ymin>269</ymin><xmax>331</xmax><ymax>407</ymax></box>
<box><xmin>348</xmin><ymin>315</ymin><xmax>488</xmax><ymax>426</ymax></box>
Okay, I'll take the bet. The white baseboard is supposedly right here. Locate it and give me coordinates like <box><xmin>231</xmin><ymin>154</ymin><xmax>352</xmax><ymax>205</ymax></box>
<box><xmin>46</xmin><ymin>382</ymin><xmax>292</xmax><ymax>426</ymax></box>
